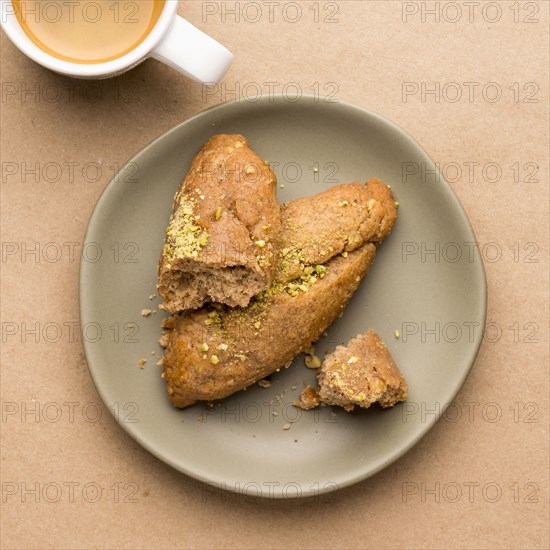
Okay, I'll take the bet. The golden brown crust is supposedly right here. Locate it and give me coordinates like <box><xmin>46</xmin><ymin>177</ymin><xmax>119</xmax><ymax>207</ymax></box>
<box><xmin>162</xmin><ymin>180</ymin><xmax>397</xmax><ymax>408</ymax></box>
<box><xmin>157</xmin><ymin>134</ymin><xmax>281</xmax><ymax>312</ymax></box>
<box><xmin>317</xmin><ymin>329</ymin><xmax>408</xmax><ymax>411</ymax></box>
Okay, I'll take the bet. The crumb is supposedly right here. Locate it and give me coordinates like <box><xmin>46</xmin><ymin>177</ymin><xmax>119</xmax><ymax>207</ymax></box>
<box><xmin>394</xmin><ymin>329</ymin><xmax>400</xmax><ymax>339</ymax></box>
<box><xmin>280</xmin><ymin>184</ymin><xmax>285</xmax><ymax>188</ymax></box>
<box><xmin>283</xmin><ymin>423</ymin><xmax>291</xmax><ymax>430</ymax></box>
<box><xmin>161</xmin><ymin>317</ymin><xmax>175</xmax><ymax>329</ymax></box>
<box><xmin>258</xmin><ymin>379</ymin><xmax>271</xmax><ymax>388</ymax></box>
<box><xmin>159</xmin><ymin>333</ymin><xmax>169</xmax><ymax>348</ymax></box>
<box><xmin>294</xmin><ymin>385</ymin><xmax>320</xmax><ymax>410</ymax></box>
<box><xmin>150</xmin><ymin>351</ymin><xmax>156</xmax><ymax>355</ymax></box>
<box><xmin>155</xmin><ymin>359</ymin><xmax>163</xmax><ymax>366</ymax></box>
<box><xmin>291</xmin><ymin>385</ymin><xmax>297</xmax><ymax>390</ymax></box>
<box><xmin>148</xmin><ymin>294</ymin><xmax>156</xmax><ymax>300</ymax></box>
<box><xmin>141</xmin><ymin>308</ymin><xmax>152</xmax><ymax>317</ymax></box>
<box><xmin>138</xmin><ymin>358</ymin><xmax>146</xmax><ymax>369</ymax></box>
<box><xmin>294</xmin><ymin>439</ymin><xmax>298</xmax><ymax>443</ymax></box>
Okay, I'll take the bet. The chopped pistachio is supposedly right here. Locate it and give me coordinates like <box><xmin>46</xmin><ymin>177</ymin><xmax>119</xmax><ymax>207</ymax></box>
<box><xmin>217</xmin><ymin>343</ymin><xmax>228</xmax><ymax>351</ymax></box>
<box><xmin>348</xmin><ymin>356</ymin><xmax>359</xmax><ymax>364</ymax></box>
<box><xmin>215</xmin><ymin>206</ymin><xmax>223</xmax><ymax>220</ymax></box>
<box><xmin>164</xmin><ymin>194</ymin><xmax>208</xmax><ymax>260</ymax></box>
<box><xmin>255</xmin><ymin>240</ymin><xmax>266</xmax><ymax>248</ymax></box>
<box><xmin>199</xmin><ymin>343</ymin><xmax>209</xmax><ymax>352</ymax></box>
<box><xmin>305</xmin><ymin>354</ymin><xmax>321</xmax><ymax>369</ymax></box>
<box><xmin>341</xmin><ymin>251</ymin><xmax>348</xmax><ymax>258</ymax></box>
<box><xmin>210</xmin><ymin>355</ymin><xmax>219</xmax><ymax>364</ymax></box>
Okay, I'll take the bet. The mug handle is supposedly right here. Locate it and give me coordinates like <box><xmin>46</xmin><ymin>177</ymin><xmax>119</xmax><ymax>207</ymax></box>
<box><xmin>151</xmin><ymin>16</ymin><xmax>233</xmax><ymax>84</ymax></box>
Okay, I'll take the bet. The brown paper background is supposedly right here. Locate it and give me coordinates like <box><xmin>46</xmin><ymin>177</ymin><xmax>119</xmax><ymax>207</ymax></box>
<box><xmin>1</xmin><ymin>1</ymin><xmax>548</xmax><ymax>548</ymax></box>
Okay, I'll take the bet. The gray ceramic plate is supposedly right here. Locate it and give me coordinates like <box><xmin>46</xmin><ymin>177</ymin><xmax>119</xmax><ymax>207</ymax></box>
<box><xmin>80</xmin><ymin>95</ymin><xmax>486</xmax><ymax>498</ymax></box>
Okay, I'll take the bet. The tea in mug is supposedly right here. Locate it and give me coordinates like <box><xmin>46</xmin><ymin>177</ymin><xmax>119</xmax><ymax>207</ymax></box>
<box><xmin>13</xmin><ymin>0</ymin><xmax>165</xmax><ymax>64</ymax></box>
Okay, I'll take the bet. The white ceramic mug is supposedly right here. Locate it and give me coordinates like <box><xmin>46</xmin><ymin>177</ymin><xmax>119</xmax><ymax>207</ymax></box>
<box><xmin>0</xmin><ymin>0</ymin><xmax>233</xmax><ymax>82</ymax></box>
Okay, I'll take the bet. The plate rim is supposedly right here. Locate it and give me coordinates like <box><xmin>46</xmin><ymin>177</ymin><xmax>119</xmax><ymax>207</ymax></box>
<box><xmin>79</xmin><ymin>94</ymin><xmax>488</xmax><ymax>497</ymax></box>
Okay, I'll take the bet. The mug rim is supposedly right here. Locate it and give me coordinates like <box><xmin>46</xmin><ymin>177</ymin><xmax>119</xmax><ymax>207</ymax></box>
<box><xmin>0</xmin><ymin>0</ymin><xmax>177</xmax><ymax>77</ymax></box>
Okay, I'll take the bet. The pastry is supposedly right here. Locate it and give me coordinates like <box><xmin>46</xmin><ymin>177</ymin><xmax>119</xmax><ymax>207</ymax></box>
<box><xmin>161</xmin><ymin>180</ymin><xmax>397</xmax><ymax>408</ymax></box>
<box><xmin>157</xmin><ymin>134</ymin><xmax>281</xmax><ymax>312</ymax></box>
<box><xmin>311</xmin><ymin>329</ymin><xmax>408</xmax><ymax>412</ymax></box>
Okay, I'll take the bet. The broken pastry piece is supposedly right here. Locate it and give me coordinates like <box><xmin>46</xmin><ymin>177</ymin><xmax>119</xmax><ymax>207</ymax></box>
<box><xmin>157</xmin><ymin>134</ymin><xmax>281</xmax><ymax>312</ymax></box>
<box><xmin>162</xmin><ymin>180</ymin><xmax>397</xmax><ymax>409</ymax></box>
<box><xmin>313</xmin><ymin>329</ymin><xmax>407</xmax><ymax>412</ymax></box>
<box><xmin>293</xmin><ymin>385</ymin><xmax>321</xmax><ymax>410</ymax></box>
